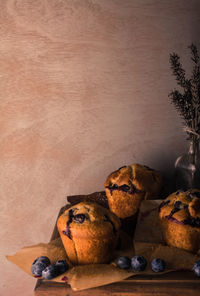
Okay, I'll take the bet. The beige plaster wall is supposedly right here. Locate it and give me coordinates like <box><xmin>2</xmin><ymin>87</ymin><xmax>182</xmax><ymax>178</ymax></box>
<box><xmin>1</xmin><ymin>0</ymin><xmax>200</xmax><ymax>295</ymax></box>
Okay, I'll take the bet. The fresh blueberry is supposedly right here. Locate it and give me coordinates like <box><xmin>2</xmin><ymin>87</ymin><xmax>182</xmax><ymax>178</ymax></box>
<box><xmin>42</xmin><ymin>264</ymin><xmax>60</xmax><ymax>280</ymax></box>
<box><xmin>55</xmin><ymin>260</ymin><xmax>69</xmax><ymax>273</ymax></box>
<box><xmin>116</xmin><ymin>256</ymin><xmax>131</xmax><ymax>269</ymax></box>
<box><xmin>31</xmin><ymin>262</ymin><xmax>48</xmax><ymax>277</ymax></box>
<box><xmin>31</xmin><ymin>256</ymin><xmax>51</xmax><ymax>277</ymax></box>
<box><xmin>131</xmin><ymin>255</ymin><xmax>147</xmax><ymax>271</ymax></box>
<box><xmin>33</xmin><ymin>256</ymin><xmax>51</xmax><ymax>265</ymax></box>
<box><xmin>193</xmin><ymin>261</ymin><xmax>200</xmax><ymax>277</ymax></box>
<box><xmin>151</xmin><ymin>258</ymin><xmax>165</xmax><ymax>272</ymax></box>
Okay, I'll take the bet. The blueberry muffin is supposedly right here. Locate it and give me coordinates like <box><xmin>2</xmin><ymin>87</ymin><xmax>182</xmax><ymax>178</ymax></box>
<box><xmin>104</xmin><ymin>164</ymin><xmax>162</xmax><ymax>219</ymax></box>
<box><xmin>57</xmin><ymin>201</ymin><xmax>121</xmax><ymax>265</ymax></box>
<box><xmin>159</xmin><ymin>189</ymin><xmax>200</xmax><ymax>253</ymax></box>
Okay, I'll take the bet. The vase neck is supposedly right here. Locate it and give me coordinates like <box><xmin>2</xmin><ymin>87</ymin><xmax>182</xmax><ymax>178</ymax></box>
<box><xmin>188</xmin><ymin>140</ymin><xmax>199</xmax><ymax>165</ymax></box>
<box><xmin>188</xmin><ymin>141</ymin><xmax>195</xmax><ymax>154</ymax></box>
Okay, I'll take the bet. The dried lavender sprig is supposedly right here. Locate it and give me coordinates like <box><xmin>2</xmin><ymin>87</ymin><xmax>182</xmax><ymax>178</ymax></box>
<box><xmin>169</xmin><ymin>53</ymin><xmax>191</xmax><ymax>89</ymax></box>
<box><xmin>190</xmin><ymin>43</ymin><xmax>199</xmax><ymax>64</ymax></box>
<box><xmin>189</xmin><ymin>44</ymin><xmax>200</xmax><ymax>106</ymax></box>
<box><xmin>169</xmin><ymin>44</ymin><xmax>200</xmax><ymax>137</ymax></box>
<box><xmin>168</xmin><ymin>90</ymin><xmax>193</xmax><ymax>124</ymax></box>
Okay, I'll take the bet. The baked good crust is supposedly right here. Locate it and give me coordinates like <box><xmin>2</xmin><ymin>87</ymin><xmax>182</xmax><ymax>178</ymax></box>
<box><xmin>104</xmin><ymin>164</ymin><xmax>162</xmax><ymax>219</ymax></box>
<box><xmin>159</xmin><ymin>189</ymin><xmax>200</xmax><ymax>253</ymax></box>
<box><xmin>57</xmin><ymin>201</ymin><xmax>121</xmax><ymax>265</ymax></box>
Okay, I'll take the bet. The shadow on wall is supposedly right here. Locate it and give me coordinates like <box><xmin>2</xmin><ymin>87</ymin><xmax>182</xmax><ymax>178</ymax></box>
<box><xmin>146</xmin><ymin>150</ymin><xmax>177</xmax><ymax>198</ymax></box>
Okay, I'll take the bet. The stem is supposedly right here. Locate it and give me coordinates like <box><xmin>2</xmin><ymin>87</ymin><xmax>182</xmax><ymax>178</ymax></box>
<box><xmin>192</xmin><ymin>92</ymin><xmax>199</xmax><ymax>164</ymax></box>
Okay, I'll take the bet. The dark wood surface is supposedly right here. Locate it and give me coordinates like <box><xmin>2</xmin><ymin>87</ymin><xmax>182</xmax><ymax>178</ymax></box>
<box><xmin>34</xmin><ymin>192</ymin><xmax>200</xmax><ymax>296</ymax></box>
<box><xmin>34</xmin><ymin>271</ymin><xmax>200</xmax><ymax>296</ymax></box>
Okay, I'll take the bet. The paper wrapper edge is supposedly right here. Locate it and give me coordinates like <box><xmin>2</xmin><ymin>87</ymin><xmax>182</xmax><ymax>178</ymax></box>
<box><xmin>52</xmin><ymin>264</ymin><xmax>135</xmax><ymax>291</ymax></box>
<box><xmin>6</xmin><ymin>238</ymin><xmax>69</xmax><ymax>276</ymax></box>
<box><xmin>6</xmin><ymin>199</ymin><xmax>200</xmax><ymax>291</ymax></box>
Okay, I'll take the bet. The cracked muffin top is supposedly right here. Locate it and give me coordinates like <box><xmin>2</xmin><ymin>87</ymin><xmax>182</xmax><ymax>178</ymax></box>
<box><xmin>57</xmin><ymin>201</ymin><xmax>121</xmax><ymax>239</ymax></box>
<box><xmin>159</xmin><ymin>189</ymin><xmax>200</xmax><ymax>227</ymax></box>
<box><xmin>104</xmin><ymin>164</ymin><xmax>162</xmax><ymax>200</ymax></box>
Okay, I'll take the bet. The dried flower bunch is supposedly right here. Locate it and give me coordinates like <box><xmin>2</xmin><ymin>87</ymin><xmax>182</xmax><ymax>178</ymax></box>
<box><xmin>169</xmin><ymin>44</ymin><xmax>200</xmax><ymax>141</ymax></box>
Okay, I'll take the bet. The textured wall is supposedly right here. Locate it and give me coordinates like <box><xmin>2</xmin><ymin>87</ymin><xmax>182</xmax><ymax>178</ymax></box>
<box><xmin>1</xmin><ymin>0</ymin><xmax>200</xmax><ymax>295</ymax></box>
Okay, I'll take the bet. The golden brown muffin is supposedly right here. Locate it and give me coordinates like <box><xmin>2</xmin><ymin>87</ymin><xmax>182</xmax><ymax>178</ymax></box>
<box><xmin>104</xmin><ymin>164</ymin><xmax>162</xmax><ymax>219</ymax></box>
<box><xmin>57</xmin><ymin>201</ymin><xmax>121</xmax><ymax>265</ymax></box>
<box><xmin>159</xmin><ymin>189</ymin><xmax>200</xmax><ymax>253</ymax></box>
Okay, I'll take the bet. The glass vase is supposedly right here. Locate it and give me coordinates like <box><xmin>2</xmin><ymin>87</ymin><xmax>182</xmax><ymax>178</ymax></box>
<box><xmin>174</xmin><ymin>139</ymin><xmax>200</xmax><ymax>190</ymax></box>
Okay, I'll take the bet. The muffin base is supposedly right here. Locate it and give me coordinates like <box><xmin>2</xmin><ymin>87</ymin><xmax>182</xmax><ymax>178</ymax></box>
<box><xmin>59</xmin><ymin>233</ymin><xmax>118</xmax><ymax>265</ymax></box>
<box><xmin>105</xmin><ymin>188</ymin><xmax>144</xmax><ymax>219</ymax></box>
<box><xmin>160</xmin><ymin>218</ymin><xmax>200</xmax><ymax>253</ymax></box>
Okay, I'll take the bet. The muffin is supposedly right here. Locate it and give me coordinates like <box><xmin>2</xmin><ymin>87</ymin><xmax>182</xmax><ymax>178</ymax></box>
<box><xmin>104</xmin><ymin>164</ymin><xmax>162</xmax><ymax>219</ymax></box>
<box><xmin>159</xmin><ymin>189</ymin><xmax>200</xmax><ymax>253</ymax></box>
<box><xmin>57</xmin><ymin>201</ymin><xmax>121</xmax><ymax>265</ymax></box>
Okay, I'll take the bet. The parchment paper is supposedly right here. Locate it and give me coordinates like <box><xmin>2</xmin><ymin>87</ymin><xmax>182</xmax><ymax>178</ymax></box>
<box><xmin>6</xmin><ymin>200</ymin><xmax>199</xmax><ymax>291</ymax></box>
<box><xmin>6</xmin><ymin>238</ymin><xmax>70</xmax><ymax>276</ymax></box>
<box><xmin>133</xmin><ymin>200</ymin><xmax>199</xmax><ymax>270</ymax></box>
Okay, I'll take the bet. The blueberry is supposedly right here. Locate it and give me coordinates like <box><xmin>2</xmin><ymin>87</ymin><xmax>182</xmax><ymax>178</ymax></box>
<box><xmin>116</xmin><ymin>256</ymin><xmax>131</xmax><ymax>269</ymax></box>
<box><xmin>193</xmin><ymin>261</ymin><xmax>200</xmax><ymax>277</ymax></box>
<box><xmin>131</xmin><ymin>255</ymin><xmax>147</xmax><ymax>271</ymax></box>
<box><xmin>129</xmin><ymin>184</ymin><xmax>138</xmax><ymax>194</ymax></box>
<box><xmin>168</xmin><ymin>207</ymin><xmax>179</xmax><ymax>218</ymax></box>
<box><xmin>73</xmin><ymin>214</ymin><xmax>86</xmax><ymax>223</ymax></box>
<box><xmin>31</xmin><ymin>256</ymin><xmax>51</xmax><ymax>277</ymax></box>
<box><xmin>42</xmin><ymin>264</ymin><xmax>60</xmax><ymax>280</ymax></box>
<box><xmin>55</xmin><ymin>260</ymin><xmax>69</xmax><ymax>274</ymax></box>
<box><xmin>119</xmin><ymin>184</ymin><xmax>131</xmax><ymax>192</ymax></box>
<box><xmin>31</xmin><ymin>262</ymin><xmax>48</xmax><ymax>277</ymax></box>
<box><xmin>174</xmin><ymin>201</ymin><xmax>182</xmax><ymax>208</ymax></box>
<box><xmin>151</xmin><ymin>258</ymin><xmax>165</xmax><ymax>272</ymax></box>
<box><xmin>32</xmin><ymin>256</ymin><xmax>50</xmax><ymax>265</ymax></box>
<box><xmin>62</xmin><ymin>227</ymin><xmax>71</xmax><ymax>239</ymax></box>
<box><xmin>106</xmin><ymin>183</ymin><xmax>118</xmax><ymax>195</ymax></box>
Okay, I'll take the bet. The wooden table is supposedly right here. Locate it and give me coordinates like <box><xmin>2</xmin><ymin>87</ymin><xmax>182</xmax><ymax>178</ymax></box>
<box><xmin>34</xmin><ymin>271</ymin><xmax>200</xmax><ymax>295</ymax></box>
<box><xmin>34</xmin><ymin>193</ymin><xmax>200</xmax><ymax>295</ymax></box>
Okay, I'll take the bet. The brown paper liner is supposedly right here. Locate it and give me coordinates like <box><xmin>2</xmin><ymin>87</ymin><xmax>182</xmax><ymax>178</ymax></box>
<box><xmin>6</xmin><ymin>238</ymin><xmax>70</xmax><ymax>276</ymax></box>
<box><xmin>53</xmin><ymin>263</ymin><xmax>135</xmax><ymax>291</ymax></box>
<box><xmin>6</xmin><ymin>199</ymin><xmax>200</xmax><ymax>291</ymax></box>
<box><xmin>67</xmin><ymin>191</ymin><xmax>138</xmax><ymax>236</ymax></box>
